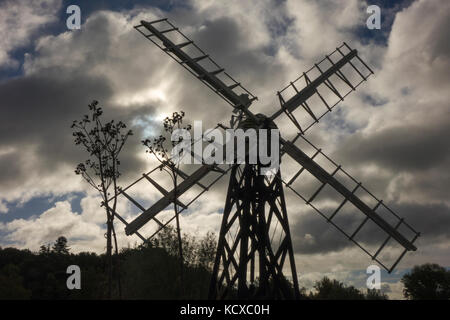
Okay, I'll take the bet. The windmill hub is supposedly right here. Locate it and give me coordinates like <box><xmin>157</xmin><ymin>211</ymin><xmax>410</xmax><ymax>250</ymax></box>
<box><xmin>238</xmin><ymin>113</ymin><xmax>277</xmax><ymax>131</ymax></box>
<box><xmin>237</xmin><ymin>113</ymin><xmax>279</xmax><ymax>169</ymax></box>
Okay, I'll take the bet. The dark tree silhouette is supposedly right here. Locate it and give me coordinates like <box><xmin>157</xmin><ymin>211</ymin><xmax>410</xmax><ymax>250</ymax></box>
<box><xmin>0</xmin><ymin>232</ymin><xmax>221</xmax><ymax>299</ymax></box>
<box><xmin>39</xmin><ymin>244</ymin><xmax>51</xmax><ymax>255</ymax></box>
<box><xmin>309</xmin><ymin>277</ymin><xmax>387</xmax><ymax>300</ymax></box>
<box><xmin>312</xmin><ymin>277</ymin><xmax>365</xmax><ymax>300</ymax></box>
<box><xmin>0</xmin><ymin>264</ymin><xmax>31</xmax><ymax>299</ymax></box>
<box><xmin>149</xmin><ymin>225</ymin><xmax>217</xmax><ymax>271</ymax></box>
<box><xmin>401</xmin><ymin>263</ymin><xmax>450</xmax><ymax>300</ymax></box>
<box><xmin>142</xmin><ymin>111</ymin><xmax>192</xmax><ymax>295</ymax></box>
<box><xmin>196</xmin><ymin>231</ymin><xmax>217</xmax><ymax>272</ymax></box>
<box><xmin>52</xmin><ymin>236</ymin><xmax>70</xmax><ymax>254</ymax></box>
<box><xmin>71</xmin><ymin>100</ymin><xmax>133</xmax><ymax>298</ymax></box>
<box><xmin>364</xmin><ymin>288</ymin><xmax>388</xmax><ymax>300</ymax></box>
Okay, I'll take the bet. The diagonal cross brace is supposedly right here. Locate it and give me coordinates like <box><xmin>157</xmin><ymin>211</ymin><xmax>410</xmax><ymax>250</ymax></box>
<box><xmin>120</xmin><ymin>189</ymin><xmax>165</xmax><ymax>228</ymax></box>
<box><xmin>142</xmin><ymin>173</ymin><xmax>188</xmax><ymax>210</ymax></box>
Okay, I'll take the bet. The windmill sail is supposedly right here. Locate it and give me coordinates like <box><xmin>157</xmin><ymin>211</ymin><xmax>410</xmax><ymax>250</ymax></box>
<box><xmin>116</xmin><ymin>17</ymin><xmax>265</xmax><ymax>238</ymax></box>
<box><xmin>125</xmin><ymin>163</ymin><xmax>227</xmax><ymax>236</ymax></box>
<box><xmin>279</xmin><ymin>135</ymin><xmax>419</xmax><ymax>272</ymax></box>
<box><xmin>135</xmin><ymin>19</ymin><xmax>257</xmax><ymax>114</ymax></box>
<box><xmin>270</xmin><ymin>42</ymin><xmax>373</xmax><ymax>136</ymax></box>
<box><xmin>105</xmin><ymin>161</ymin><xmax>230</xmax><ymax>239</ymax></box>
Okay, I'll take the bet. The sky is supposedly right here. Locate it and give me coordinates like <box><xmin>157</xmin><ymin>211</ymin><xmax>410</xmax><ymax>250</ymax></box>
<box><xmin>0</xmin><ymin>0</ymin><xmax>449</xmax><ymax>299</ymax></box>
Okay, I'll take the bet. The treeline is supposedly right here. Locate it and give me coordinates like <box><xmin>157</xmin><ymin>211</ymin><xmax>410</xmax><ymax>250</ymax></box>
<box><xmin>0</xmin><ymin>229</ymin><xmax>448</xmax><ymax>299</ymax></box>
<box><xmin>0</xmin><ymin>227</ymin><xmax>216</xmax><ymax>299</ymax></box>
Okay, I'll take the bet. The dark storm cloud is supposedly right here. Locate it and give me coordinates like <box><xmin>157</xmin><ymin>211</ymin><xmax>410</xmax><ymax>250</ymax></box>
<box><xmin>195</xmin><ymin>17</ymin><xmax>243</xmax><ymax>58</ymax></box>
<box><xmin>192</xmin><ymin>16</ymin><xmax>288</xmax><ymax>102</ymax></box>
<box><xmin>290</xmin><ymin>212</ymin><xmax>350</xmax><ymax>254</ymax></box>
<box><xmin>0</xmin><ymin>151</ymin><xmax>26</xmax><ymax>188</ymax></box>
<box><xmin>398</xmin><ymin>202</ymin><xmax>450</xmax><ymax>241</ymax></box>
<box><xmin>0</xmin><ymin>70</ymin><xmax>155</xmax><ymax>190</ymax></box>
<box><xmin>290</xmin><ymin>201</ymin><xmax>450</xmax><ymax>255</ymax></box>
<box><xmin>333</xmin><ymin>121</ymin><xmax>450</xmax><ymax>173</ymax></box>
<box><xmin>0</xmin><ymin>72</ymin><xmax>112</xmax><ymax>148</ymax></box>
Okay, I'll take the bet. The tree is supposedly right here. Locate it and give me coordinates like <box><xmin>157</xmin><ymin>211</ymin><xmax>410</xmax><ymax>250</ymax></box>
<box><xmin>196</xmin><ymin>231</ymin><xmax>217</xmax><ymax>272</ymax></box>
<box><xmin>71</xmin><ymin>100</ymin><xmax>133</xmax><ymax>298</ymax></box>
<box><xmin>401</xmin><ymin>263</ymin><xmax>450</xmax><ymax>300</ymax></box>
<box><xmin>311</xmin><ymin>277</ymin><xmax>365</xmax><ymax>300</ymax></box>
<box><xmin>39</xmin><ymin>244</ymin><xmax>51</xmax><ymax>255</ymax></box>
<box><xmin>0</xmin><ymin>231</ymin><xmax>217</xmax><ymax>299</ymax></box>
<box><xmin>0</xmin><ymin>264</ymin><xmax>31</xmax><ymax>299</ymax></box>
<box><xmin>142</xmin><ymin>111</ymin><xmax>191</xmax><ymax>294</ymax></box>
<box><xmin>365</xmin><ymin>288</ymin><xmax>388</xmax><ymax>300</ymax></box>
<box><xmin>308</xmin><ymin>277</ymin><xmax>389</xmax><ymax>300</ymax></box>
<box><xmin>52</xmin><ymin>236</ymin><xmax>70</xmax><ymax>254</ymax></box>
<box><xmin>150</xmin><ymin>226</ymin><xmax>217</xmax><ymax>271</ymax></box>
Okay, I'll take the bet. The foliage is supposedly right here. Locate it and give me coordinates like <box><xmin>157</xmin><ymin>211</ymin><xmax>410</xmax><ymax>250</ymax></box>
<box><xmin>0</xmin><ymin>264</ymin><xmax>31</xmax><ymax>299</ymax></box>
<box><xmin>142</xmin><ymin>111</ymin><xmax>192</xmax><ymax>169</ymax></box>
<box><xmin>0</xmin><ymin>231</ymin><xmax>217</xmax><ymax>299</ymax></box>
<box><xmin>52</xmin><ymin>236</ymin><xmax>70</xmax><ymax>254</ymax></box>
<box><xmin>0</xmin><ymin>246</ymin><xmax>105</xmax><ymax>299</ymax></box>
<box><xmin>309</xmin><ymin>277</ymin><xmax>388</xmax><ymax>300</ymax></box>
<box><xmin>149</xmin><ymin>225</ymin><xmax>217</xmax><ymax>272</ymax></box>
<box><xmin>71</xmin><ymin>100</ymin><xmax>133</xmax><ymax>298</ymax></box>
<box><xmin>4</xmin><ymin>237</ymin><xmax>449</xmax><ymax>300</ymax></box>
<box><xmin>401</xmin><ymin>263</ymin><xmax>450</xmax><ymax>300</ymax></box>
<box><xmin>71</xmin><ymin>100</ymin><xmax>132</xmax><ymax>193</ymax></box>
<box><xmin>364</xmin><ymin>288</ymin><xmax>389</xmax><ymax>300</ymax></box>
<box><xmin>196</xmin><ymin>231</ymin><xmax>217</xmax><ymax>271</ymax></box>
<box><xmin>142</xmin><ymin>111</ymin><xmax>192</xmax><ymax>290</ymax></box>
<box><xmin>311</xmin><ymin>277</ymin><xmax>365</xmax><ymax>300</ymax></box>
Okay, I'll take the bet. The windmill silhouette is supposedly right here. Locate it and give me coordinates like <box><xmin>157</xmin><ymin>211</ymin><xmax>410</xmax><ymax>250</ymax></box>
<box><xmin>106</xmin><ymin>18</ymin><xmax>420</xmax><ymax>299</ymax></box>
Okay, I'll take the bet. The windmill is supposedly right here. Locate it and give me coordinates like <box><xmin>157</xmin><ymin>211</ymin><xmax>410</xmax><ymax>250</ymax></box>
<box><xmin>106</xmin><ymin>18</ymin><xmax>420</xmax><ymax>299</ymax></box>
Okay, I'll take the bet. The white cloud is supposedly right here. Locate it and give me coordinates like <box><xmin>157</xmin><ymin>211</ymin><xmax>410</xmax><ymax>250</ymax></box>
<box><xmin>0</xmin><ymin>0</ymin><xmax>62</xmax><ymax>68</ymax></box>
<box><xmin>381</xmin><ymin>281</ymin><xmax>404</xmax><ymax>300</ymax></box>
<box><xmin>0</xmin><ymin>196</ymin><xmax>145</xmax><ymax>253</ymax></box>
<box><xmin>0</xmin><ymin>200</ymin><xmax>8</xmax><ymax>214</ymax></box>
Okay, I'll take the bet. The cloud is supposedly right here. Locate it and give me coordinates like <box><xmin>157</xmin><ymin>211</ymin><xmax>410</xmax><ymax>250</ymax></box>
<box><xmin>0</xmin><ymin>200</ymin><xmax>8</xmax><ymax>214</ymax></box>
<box><xmin>380</xmin><ymin>281</ymin><xmax>404</xmax><ymax>299</ymax></box>
<box><xmin>0</xmin><ymin>0</ymin><xmax>62</xmax><ymax>68</ymax></box>
<box><xmin>290</xmin><ymin>201</ymin><xmax>450</xmax><ymax>255</ymax></box>
<box><xmin>335</xmin><ymin>121</ymin><xmax>450</xmax><ymax>173</ymax></box>
<box><xmin>1</xmin><ymin>200</ymin><xmax>104</xmax><ymax>252</ymax></box>
<box><xmin>0</xmin><ymin>10</ymin><xmax>163</xmax><ymax>203</ymax></box>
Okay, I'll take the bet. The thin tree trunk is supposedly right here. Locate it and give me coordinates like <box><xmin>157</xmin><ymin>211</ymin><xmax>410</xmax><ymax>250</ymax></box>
<box><xmin>111</xmin><ymin>167</ymin><xmax>122</xmax><ymax>299</ymax></box>
<box><xmin>173</xmin><ymin>173</ymin><xmax>184</xmax><ymax>297</ymax></box>
<box><xmin>112</xmin><ymin>222</ymin><xmax>122</xmax><ymax>299</ymax></box>
<box><xmin>106</xmin><ymin>210</ymin><xmax>113</xmax><ymax>299</ymax></box>
<box><xmin>99</xmin><ymin>148</ymin><xmax>113</xmax><ymax>300</ymax></box>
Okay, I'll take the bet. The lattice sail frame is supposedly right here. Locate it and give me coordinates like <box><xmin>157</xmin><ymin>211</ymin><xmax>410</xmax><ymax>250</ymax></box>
<box><xmin>106</xmin><ymin>161</ymin><xmax>231</xmax><ymax>242</ymax></box>
<box><xmin>279</xmin><ymin>134</ymin><xmax>420</xmax><ymax>273</ymax></box>
<box><xmin>270</xmin><ymin>42</ymin><xmax>374</xmax><ymax>137</ymax></box>
<box><xmin>105</xmin><ymin>17</ymin><xmax>420</xmax><ymax>278</ymax></box>
<box><xmin>134</xmin><ymin>18</ymin><xmax>257</xmax><ymax>127</ymax></box>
